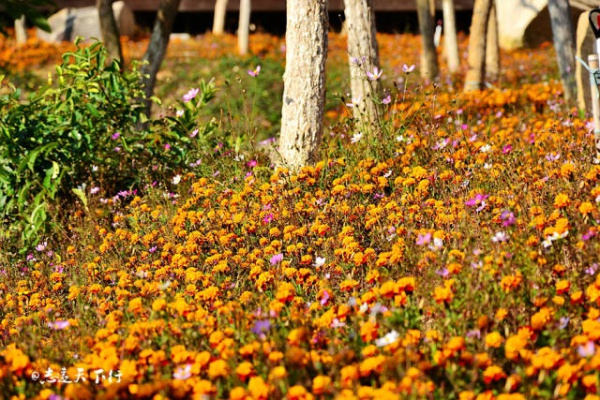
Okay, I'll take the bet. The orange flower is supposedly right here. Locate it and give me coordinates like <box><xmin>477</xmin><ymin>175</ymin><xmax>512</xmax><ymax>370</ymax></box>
<box><xmin>483</xmin><ymin>365</ymin><xmax>506</xmax><ymax>384</ymax></box>
<box><xmin>553</xmin><ymin>193</ymin><xmax>570</xmax><ymax>208</ymax></box>
<box><xmin>360</xmin><ymin>321</ymin><xmax>379</xmax><ymax>343</ymax></box>
<box><xmin>312</xmin><ymin>375</ymin><xmax>332</xmax><ymax>395</ymax></box>
<box><xmin>235</xmin><ymin>361</ymin><xmax>255</xmax><ymax>381</ymax></box>
<box><xmin>208</xmin><ymin>359</ymin><xmax>230</xmax><ymax>379</ymax></box>
<box><xmin>248</xmin><ymin>376</ymin><xmax>270</xmax><ymax>400</ymax></box>
<box><xmin>485</xmin><ymin>331</ymin><xmax>504</xmax><ymax>349</ymax></box>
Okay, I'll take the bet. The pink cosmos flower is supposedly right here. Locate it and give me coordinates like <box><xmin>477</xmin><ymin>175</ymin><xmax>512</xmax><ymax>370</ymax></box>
<box><xmin>182</xmin><ymin>88</ymin><xmax>199</xmax><ymax>103</ymax></box>
<box><xmin>247</xmin><ymin>65</ymin><xmax>261</xmax><ymax>77</ymax></box>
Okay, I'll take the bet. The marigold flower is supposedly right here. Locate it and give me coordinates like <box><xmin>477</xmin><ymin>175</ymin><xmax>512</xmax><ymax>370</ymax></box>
<box><xmin>208</xmin><ymin>359</ymin><xmax>230</xmax><ymax>379</ymax></box>
<box><xmin>483</xmin><ymin>365</ymin><xmax>506</xmax><ymax>384</ymax></box>
<box><xmin>485</xmin><ymin>331</ymin><xmax>504</xmax><ymax>348</ymax></box>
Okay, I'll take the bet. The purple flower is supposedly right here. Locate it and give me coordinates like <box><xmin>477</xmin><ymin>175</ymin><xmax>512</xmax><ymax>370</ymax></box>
<box><xmin>582</xmin><ymin>229</ymin><xmax>596</xmax><ymax>241</ymax></box>
<box><xmin>501</xmin><ymin>210</ymin><xmax>516</xmax><ymax>227</ymax></box>
<box><xmin>182</xmin><ymin>88</ymin><xmax>199</xmax><ymax>103</ymax></box>
<box><xmin>402</xmin><ymin>64</ymin><xmax>415</xmax><ymax>73</ymax></box>
<box><xmin>247</xmin><ymin>65</ymin><xmax>261</xmax><ymax>77</ymax></box>
<box><xmin>382</xmin><ymin>94</ymin><xmax>391</xmax><ymax>105</ymax></box>
<box><xmin>270</xmin><ymin>253</ymin><xmax>283</xmax><ymax>265</ymax></box>
<box><xmin>320</xmin><ymin>290</ymin><xmax>330</xmax><ymax>306</ymax></box>
<box><xmin>558</xmin><ymin>316</ymin><xmax>569</xmax><ymax>330</ymax></box>
<box><xmin>251</xmin><ymin>319</ymin><xmax>271</xmax><ymax>335</ymax></box>
<box><xmin>190</xmin><ymin>128</ymin><xmax>199</xmax><ymax>138</ymax></box>
<box><xmin>263</xmin><ymin>213</ymin><xmax>274</xmax><ymax>224</ymax></box>
<box><xmin>111</xmin><ymin>132</ymin><xmax>120</xmax><ymax>140</ymax></box>
<box><xmin>366</xmin><ymin>67</ymin><xmax>382</xmax><ymax>81</ymax></box>
<box><xmin>502</xmin><ymin>144</ymin><xmax>512</xmax><ymax>154</ymax></box>
<box><xmin>247</xmin><ymin>160</ymin><xmax>257</xmax><ymax>168</ymax></box>
<box><xmin>465</xmin><ymin>194</ymin><xmax>489</xmax><ymax>209</ymax></box>
<box><xmin>585</xmin><ymin>264</ymin><xmax>598</xmax><ymax>275</ymax></box>
<box><xmin>466</xmin><ymin>329</ymin><xmax>481</xmax><ymax>339</ymax></box>
<box><xmin>48</xmin><ymin>320</ymin><xmax>70</xmax><ymax>330</ymax></box>
<box><xmin>435</xmin><ymin>268</ymin><xmax>449</xmax><ymax>278</ymax></box>
<box><xmin>416</xmin><ymin>232</ymin><xmax>432</xmax><ymax>246</ymax></box>
<box><xmin>577</xmin><ymin>341</ymin><xmax>595</xmax><ymax>357</ymax></box>
<box><xmin>36</xmin><ymin>241</ymin><xmax>47</xmax><ymax>252</ymax></box>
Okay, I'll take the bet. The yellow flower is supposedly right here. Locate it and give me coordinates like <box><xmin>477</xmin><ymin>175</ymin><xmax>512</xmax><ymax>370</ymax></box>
<box><xmin>208</xmin><ymin>359</ymin><xmax>230</xmax><ymax>379</ymax></box>
<box><xmin>553</xmin><ymin>193</ymin><xmax>570</xmax><ymax>209</ymax></box>
<box><xmin>312</xmin><ymin>375</ymin><xmax>332</xmax><ymax>395</ymax></box>
<box><xmin>485</xmin><ymin>331</ymin><xmax>504</xmax><ymax>348</ymax></box>
<box><xmin>483</xmin><ymin>365</ymin><xmax>506</xmax><ymax>384</ymax></box>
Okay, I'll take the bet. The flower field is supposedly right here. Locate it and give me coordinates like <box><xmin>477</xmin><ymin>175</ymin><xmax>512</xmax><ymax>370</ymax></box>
<box><xmin>2</xmin><ymin>31</ymin><xmax>600</xmax><ymax>399</ymax></box>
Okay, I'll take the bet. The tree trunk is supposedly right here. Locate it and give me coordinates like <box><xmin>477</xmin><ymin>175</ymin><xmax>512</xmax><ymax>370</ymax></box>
<box><xmin>464</xmin><ymin>0</ymin><xmax>492</xmax><ymax>92</ymax></box>
<box><xmin>97</xmin><ymin>0</ymin><xmax>123</xmax><ymax>64</ymax></box>
<box><xmin>141</xmin><ymin>0</ymin><xmax>181</xmax><ymax>116</ymax></box>
<box><xmin>212</xmin><ymin>0</ymin><xmax>228</xmax><ymax>35</ymax></box>
<box><xmin>442</xmin><ymin>0</ymin><xmax>460</xmax><ymax>73</ymax></box>
<box><xmin>15</xmin><ymin>16</ymin><xmax>27</xmax><ymax>45</ymax></box>
<box><xmin>548</xmin><ymin>0</ymin><xmax>577</xmax><ymax>104</ymax></box>
<box><xmin>276</xmin><ymin>0</ymin><xmax>328</xmax><ymax>170</ymax></box>
<box><xmin>417</xmin><ymin>0</ymin><xmax>439</xmax><ymax>80</ymax></box>
<box><xmin>485</xmin><ymin>0</ymin><xmax>499</xmax><ymax>83</ymax></box>
<box><xmin>344</xmin><ymin>0</ymin><xmax>381</xmax><ymax>130</ymax></box>
<box><xmin>238</xmin><ymin>0</ymin><xmax>251</xmax><ymax>55</ymax></box>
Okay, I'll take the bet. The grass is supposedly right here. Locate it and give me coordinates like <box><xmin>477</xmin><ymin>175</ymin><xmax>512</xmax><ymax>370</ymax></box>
<box><xmin>2</xmin><ymin>31</ymin><xmax>600</xmax><ymax>399</ymax></box>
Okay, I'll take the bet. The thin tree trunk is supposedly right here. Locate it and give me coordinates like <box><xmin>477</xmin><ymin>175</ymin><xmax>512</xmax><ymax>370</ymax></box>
<box><xmin>15</xmin><ymin>16</ymin><xmax>27</xmax><ymax>45</ymax></box>
<box><xmin>485</xmin><ymin>0</ymin><xmax>499</xmax><ymax>82</ymax></box>
<box><xmin>344</xmin><ymin>0</ymin><xmax>381</xmax><ymax>130</ymax></box>
<box><xmin>417</xmin><ymin>0</ymin><xmax>439</xmax><ymax>80</ymax></box>
<box><xmin>276</xmin><ymin>0</ymin><xmax>328</xmax><ymax>170</ymax></box>
<box><xmin>238</xmin><ymin>0</ymin><xmax>250</xmax><ymax>55</ymax></box>
<box><xmin>464</xmin><ymin>0</ymin><xmax>492</xmax><ymax>92</ymax></box>
<box><xmin>442</xmin><ymin>0</ymin><xmax>459</xmax><ymax>73</ymax></box>
<box><xmin>212</xmin><ymin>0</ymin><xmax>228</xmax><ymax>35</ymax></box>
<box><xmin>548</xmin><ymin>0</ymin><xmax>576</xmax><ymax>104</ymax></box>
<box><xmin>97</xmin><ymin>0</ymin><xmax>123</xmax><ymax>64</ymax></box>
<box><xmin>141</xmin><ymin>0</ymin><xmax>181</xmax><ymax>116</ymax></box>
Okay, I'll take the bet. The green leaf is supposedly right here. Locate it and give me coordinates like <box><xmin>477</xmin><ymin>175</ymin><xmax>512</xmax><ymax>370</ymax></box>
<box><xmin>72</xmin><ymin>188</ymin><xmax>88</xmax><ymax>209</ymax></box>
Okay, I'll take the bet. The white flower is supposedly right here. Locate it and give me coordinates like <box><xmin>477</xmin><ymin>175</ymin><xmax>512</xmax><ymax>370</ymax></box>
<box><xmin>483</xmin><ymin>163</ymin><xmax>492</xmax><ymax>170</ymax></box>
<box><xmin>331</xmin><ymin>318</ymin><xmax>346</xmax><ymax>328</ymax></box>
<box><xmin>491</xmin><ymin>231</ymin><xmax>509</xmax><ymax>243</ymax></box>
<box><xmin>429</xmin><ymin>237</ymin><xmax>444</xmax><ymax>251</ymax></box>
<box><xmin>313</xmin><ymin>257</ymin><xmax>326</xmax><ymax>267</ymax></box>
<box><xmin>351</xmin><ymin>132</ymin><xmax>363</xmax><ymax>143</ymax></box>
<box><xmin>173</xmin><ymin>364</ymin><xmax>192</xmax><ymax>380</ymax></box>
<box><xmin>375</xmin><ymin>330</ymin><xmax>400</xmax><ymax>347</ymax></box>
<box><xmin>176</xmin><ymin>109</ymin><xmax>184</xmax><ymax>117</ymax></box>
<box><xmin>346</xmin><ymin>96</ymin><xmax>362</xmax><ymax>108</ymax></box>
<box><xmin>172</xmin><ymin>175</ymin><xmax>181</xmax><ymax>185</ymax></box>
<box><xmin>480</xmin><ymin>144</ymin><xmax>491</xmax><ymax>153</ymax></box>
<box><xmin>359</xmin><ymin>302</ymin><xmax>369</xmax><ymax>314</ymax></box>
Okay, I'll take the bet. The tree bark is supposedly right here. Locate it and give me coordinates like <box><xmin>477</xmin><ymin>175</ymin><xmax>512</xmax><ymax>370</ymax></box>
<box><xmin>212</xmin><ymin>0</ymin><xmax>228</xmax><ymax>35</ymax></box>
<box><xmin>141</xmin><ymin>0</ymin><xmax>181</xmax><ymax>116</ymax></box>
<box><xmin>277</xmin><ymin>0</ymin><xmax>328</xmax><ymax>170</ymax></box>
<box><xmin>442</xmin><ymin>0</ymin><xmax>460</xmax><ymax>73</ymax></box>
<box><xmin>344</xmin><ymin>0</ymin><xmax>381</xmax><ymax>130</ymax></box>
<box><xmin>97</xmin><ymin>0</ymin><xmax>123</xmax><ymax>64</ymax></box>
<box><xmin>548</xmin><ymin>0</ymin><xmax>577</xmax><ymax>104</ymax></box>
<box><xmin>464</xmin><ymin>0</ymin><xmax>492</xmax><ymax>92</ymax></box>
<box><xmin>417</xmin><ymin>0</ymin><xmax>439</xmax><ymax>80</ymax></box>
<box><xmin>238</xmin><ymin>0</ymin><xmax>251</xmax><ymax>55</ymax></box>
<box><xmin>485</xmin><ymin>0</ymin><xmax>499</xmax><ymax>83</ymax></box>
<box><xmin>15</xmin><ymin>16</ymin><xmax>27</xmax><ymax>45</ymax></box>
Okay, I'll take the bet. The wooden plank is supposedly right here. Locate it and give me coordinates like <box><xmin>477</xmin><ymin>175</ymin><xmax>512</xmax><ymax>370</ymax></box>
<box><xmin>51</xmin><ymin>0</ymin><xmax>475</xmax><ymax>12</ymax></box>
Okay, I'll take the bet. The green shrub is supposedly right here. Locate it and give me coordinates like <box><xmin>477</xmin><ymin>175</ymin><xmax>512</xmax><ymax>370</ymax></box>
<box><xmin>0</xmin><ymin>39</ymin><xmax>215</xmax><ymax>251</ymax></box>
